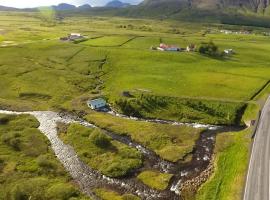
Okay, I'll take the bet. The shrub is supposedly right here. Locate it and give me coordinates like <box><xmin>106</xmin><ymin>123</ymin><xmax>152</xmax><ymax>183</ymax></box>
<box><xmin>1</xmin><ymin>132</ymin><xmax>21</xmax><ymax>151</ymax></box>
<box><xmin>46</xmin><ymin>183</ymin><xmax>79</xmax><ymax>200</ymax></box>
<box><xmin>37</xmin><ymin>155</ymin><xmax>55</xmax><ymax>169</ymax></box>
<box><xmin>89</xmin><ymin>129</ymin><xmax>112</xmax><ymax>148</ymax></box>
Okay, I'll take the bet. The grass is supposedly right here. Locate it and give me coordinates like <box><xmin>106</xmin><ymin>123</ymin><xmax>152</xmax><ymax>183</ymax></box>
<box><xmin>196</xmin><ymin>128</ymin><xmax>251</xmax><ymax>200</ymax></box>
<box><xmin>95</xmin><ymin>188</ymin><xmax>140</xmax><ymax>200</ymax></box>
<box><xmin>137</xmin><ymin>171</ymin><xmax>173</xmax><ymax>190</ymax></box>
<box><xmin>114</xmin><ymin>94</ymin><xmax>246</xmax><ymax>125</ymax></box>
<box><xmin>60</xmin><ymin>123</ymin><xmax>142</xmax><ymax>177</ymax></box>
<box><xmin>85</xmin><ymin>112</ymin><xmax>202</xmax><ymax>162</ymax></box>
<box><xmin>195</xmin><ymin>103</ymin><xmax>258</xmax><ymax>200</ymax></box>
<box><xmin>0</xmin><ymin>114</ymin><xmax>90</xmax><ymax>200</ymax></box>
<box><xmin>81</xmin><ymin>35</ymin><xmax>135</xmax><ymax>47</ymax></box>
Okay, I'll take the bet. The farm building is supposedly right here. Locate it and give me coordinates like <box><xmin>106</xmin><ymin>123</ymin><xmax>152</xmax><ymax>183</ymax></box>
<box><xmin>224</xmin><ymin>49</ymin><xmax>234</xmax><ymax>55</ymax></box>
<box><xmin>69</xmin><ymin>33</ymin><xmax>83</xmax><ymax>40</ymax></box>
<box><xmin>187</xmin><ymin>44</ymin><xmax>196</xmax><ymax>52</ymax></box>
<box><xmin>87</xmin><ymin>98</ymin><xmax>106</xmax><ymax>110</ymax></box>
<box><xmin>60</xmin><ymin>33</ymin><xmax>85</xmax><ymax>41</ymax></box>
<box><xmin>158</xmin><ymin>43</ymin><xmax>180</xmax><ymax>51</ymax></box>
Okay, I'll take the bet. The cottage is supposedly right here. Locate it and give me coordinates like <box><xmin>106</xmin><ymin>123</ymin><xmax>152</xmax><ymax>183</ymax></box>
<box><xmin>87</xmin><ymin>98</ymin><xmax>106</xmax><ymax>110</ymax></box>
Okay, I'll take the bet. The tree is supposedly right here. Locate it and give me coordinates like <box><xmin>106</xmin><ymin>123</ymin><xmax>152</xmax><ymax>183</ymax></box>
<box><xmin>198</xmin><ymin>41</ymin><xmax>220</xmax><ymax>57</ymax></box>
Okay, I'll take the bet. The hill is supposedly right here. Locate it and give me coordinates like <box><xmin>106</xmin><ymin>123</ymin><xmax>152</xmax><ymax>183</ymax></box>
<box><xmin>115</xmin><ymin>0</ymin><xmax>270</xmax><ymax>27</ymax></box>
<box><xmin>0</xmin><ymin>5</ymin><xmax>19</xmax><ymax>11</ymax></box>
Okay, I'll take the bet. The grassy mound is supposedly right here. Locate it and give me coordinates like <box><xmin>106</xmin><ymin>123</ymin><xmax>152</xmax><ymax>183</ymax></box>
<box><xmin>60</xmin><ymin>124</ymin><xmax>142</xmax><ymax>177</ymax></box>
<box><xmin>85</xmin><ymin>112</ymin><xmax>202</xmax><ymax>162</ymax></box>
<box><xmin>137</xmin><ymin>171</ymin><xmax>173</xmax><ymax>190</ymax></box>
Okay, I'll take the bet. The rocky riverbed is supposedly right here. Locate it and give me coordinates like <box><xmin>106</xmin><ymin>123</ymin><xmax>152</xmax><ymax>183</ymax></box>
<box><xmin>0</xmin><ymin>109</ymin><xmax>235</xmax><ymax>200</ymax></box>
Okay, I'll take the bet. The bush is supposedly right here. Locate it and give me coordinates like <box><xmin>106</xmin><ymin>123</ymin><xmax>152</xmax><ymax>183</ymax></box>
<box><xmin>89</xmin><ymin>129</ymin><xmax>112</xmax><ymax>148</ymax></box>
<box><xmin>1</xmin><ymin>132</ymin><xmax>21</xmax><ymax>151</ymax></box>
<box><xmin>37</xmin><ymin>155</ymin><xmax>55</xmax><ymax>169</ymax></box>
<box><xmin>46</xmin><ymin>183</ymin><xmax>79</xmax><ymax>200</ymax></box>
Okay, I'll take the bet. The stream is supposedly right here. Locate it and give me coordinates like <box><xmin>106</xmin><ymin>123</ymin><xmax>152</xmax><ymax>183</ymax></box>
<box><xmin>0</xmin><ymin>109</ymin><xmax>238</xmax><ymax>199</ymax></box>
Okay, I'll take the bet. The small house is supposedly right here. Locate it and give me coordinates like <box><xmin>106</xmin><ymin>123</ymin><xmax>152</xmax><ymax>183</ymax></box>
<box><xmin>87</xmin><ymin>98</ymin><xmax>106</xmax><ymax>110</ymax></box>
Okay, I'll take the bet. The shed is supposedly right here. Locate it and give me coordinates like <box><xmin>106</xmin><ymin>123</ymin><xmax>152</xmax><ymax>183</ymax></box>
<box><xmin>87</xmin><ymin>98</ymin><xmax>106</xmax><ymax>110</ymax></box>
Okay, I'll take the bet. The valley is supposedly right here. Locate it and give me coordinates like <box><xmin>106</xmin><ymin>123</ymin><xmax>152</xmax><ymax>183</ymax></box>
<box><xmin>0</xmin><ymin>7</ymin><xmax>269</xmax><ymax>200</ymax></box>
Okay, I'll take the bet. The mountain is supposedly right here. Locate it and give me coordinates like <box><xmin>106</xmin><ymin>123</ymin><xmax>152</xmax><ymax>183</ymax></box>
<box><xmin>106</xmin><ymin>0</ymin><xmax>131</xmax><ymax>8</ymax></box>
<box><xmin>139</xmin><ymin>0</ymin><xmax>270</xmax><ymax>12</ymax></box>
<box><xmin>78</xmin><ymin>4</ymin><xmax>92</xmax><ymax>10</ymax></box>
<box><xmin>52</xmin><ymin>3</ymin><xmax>77</xmax><ymax>11</ymax></box>
<box><xmin>0</xmin><ymin>5</ymin><xmax>19</xmax><ymax>11</ymax></box>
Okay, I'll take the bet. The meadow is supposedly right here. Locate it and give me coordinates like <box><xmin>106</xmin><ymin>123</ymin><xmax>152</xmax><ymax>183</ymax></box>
<box><xmin>0</xmin><ymin>10</ymin><xmax>270</xmax><ymax>200</ymax></box>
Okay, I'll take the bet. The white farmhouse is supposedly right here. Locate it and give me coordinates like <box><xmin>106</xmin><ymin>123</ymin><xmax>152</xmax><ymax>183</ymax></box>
<box><xmin>87</xmin><ymin>98</ymin><xmax>106</xmax><ymax>110</ymax></box>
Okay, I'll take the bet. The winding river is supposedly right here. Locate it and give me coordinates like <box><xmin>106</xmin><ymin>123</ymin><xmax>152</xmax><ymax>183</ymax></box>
<box><xmin>0</xmin><ymin>109</ymin><xmax>233</xmax><ymax>199</ymax></box>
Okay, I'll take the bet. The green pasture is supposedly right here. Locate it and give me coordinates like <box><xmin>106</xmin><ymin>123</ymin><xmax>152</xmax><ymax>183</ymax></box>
<box><xmin>82</xmin><ymin>35</ymin><xmax>136</xmax><ymax>47</ymax></box>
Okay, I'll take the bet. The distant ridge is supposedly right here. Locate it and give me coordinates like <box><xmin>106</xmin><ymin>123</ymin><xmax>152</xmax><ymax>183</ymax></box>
<box><xmin>52</xmin><ymin>3</ymin><xmax>77</xmax><ymax>11</ymax></box>
<box><xmin>78</xmin><ymin>4</ymin><xmax>92</xmax><ymax>10</ymax></box>
<box><xmin>106</xmin><ymin>0</ymin><xmax>131</xmax><ymax>8</ymax></box>
<box><xmin>0</xmin><ymin>5</ymin><xmax>19</xmax><ymax>11</ymax></box>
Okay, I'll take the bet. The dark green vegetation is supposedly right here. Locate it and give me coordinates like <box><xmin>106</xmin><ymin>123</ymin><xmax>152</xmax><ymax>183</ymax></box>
<box><xmin>198</xmin><ymin>41</ymin><xmax>222</xmax><ymax>57</ymax></box>
<box><xmin>85</xmin><ymin>112</ymin><xmax>202</xmax><ymax>162</ymax></box>
<box><xmin>115</xmin><ymin>94</ymin><xmax>246</xmax><ymax>125</ymax></box>
<box><xmin>60</xmin><ymin>124</ymin><xmax>142</xmax><ymax>177</ymax></box>
<box><xmin>137</xmin><ymin>171</ymin><xmax>173</xmax><ymax>190</ymax></box>
<box><xmin>0</xmin><ymin>114</ymin><xmax>90</xmax><ymax>200</ymax></box>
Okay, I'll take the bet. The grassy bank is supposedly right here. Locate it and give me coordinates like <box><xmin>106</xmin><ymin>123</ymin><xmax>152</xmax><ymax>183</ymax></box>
<box><xmin>60</xmin><ymin>123</ymin><xmax>142</xmax><ymax>177</ymax></box>
<box><xmin>0</xmin><ymin>114</ymin><xmax>89</xmax><ymax>200</ymax></box>
<box><xmin>195</xmin><ymin>103</ymin><xmax>259</xmax><ymax>200</ymax></box>
<box><xmin>85</xmin><ymin>112</ymin><xmax>202</xmax><ymax>162</ymax></box>
<box><xmin>196</xmin><ymin>129</ymin><xmax>251</xmax><ymax>200</ymax></box>
<box><xmin>114</xmin><ymin>94</ymin><xmax>246</xmax><ymax>125</ymax></box>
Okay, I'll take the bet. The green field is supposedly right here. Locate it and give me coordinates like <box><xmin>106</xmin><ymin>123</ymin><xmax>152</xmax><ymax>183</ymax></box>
<box><xmin>0</xmin><ymin>10</ymin><xmax>269</xmax><ymax>200</ymax></box>
<box><xmin>0</xmin><ymin>114</ymin><xmax>89</xmax><ymax>200</ymax></box>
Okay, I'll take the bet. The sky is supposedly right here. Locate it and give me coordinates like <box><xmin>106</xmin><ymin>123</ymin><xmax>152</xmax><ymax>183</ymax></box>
<box><xmin>0</xmin><ymin>0</ymin><xmax>142</xmax><ymax>8</ymax></box>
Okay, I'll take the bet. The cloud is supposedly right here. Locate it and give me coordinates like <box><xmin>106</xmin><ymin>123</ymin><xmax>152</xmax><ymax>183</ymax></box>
<box><xmin>0</xmin><ymin>0</ymin><xmax>143</xmax><ymax>8</ymax></box>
